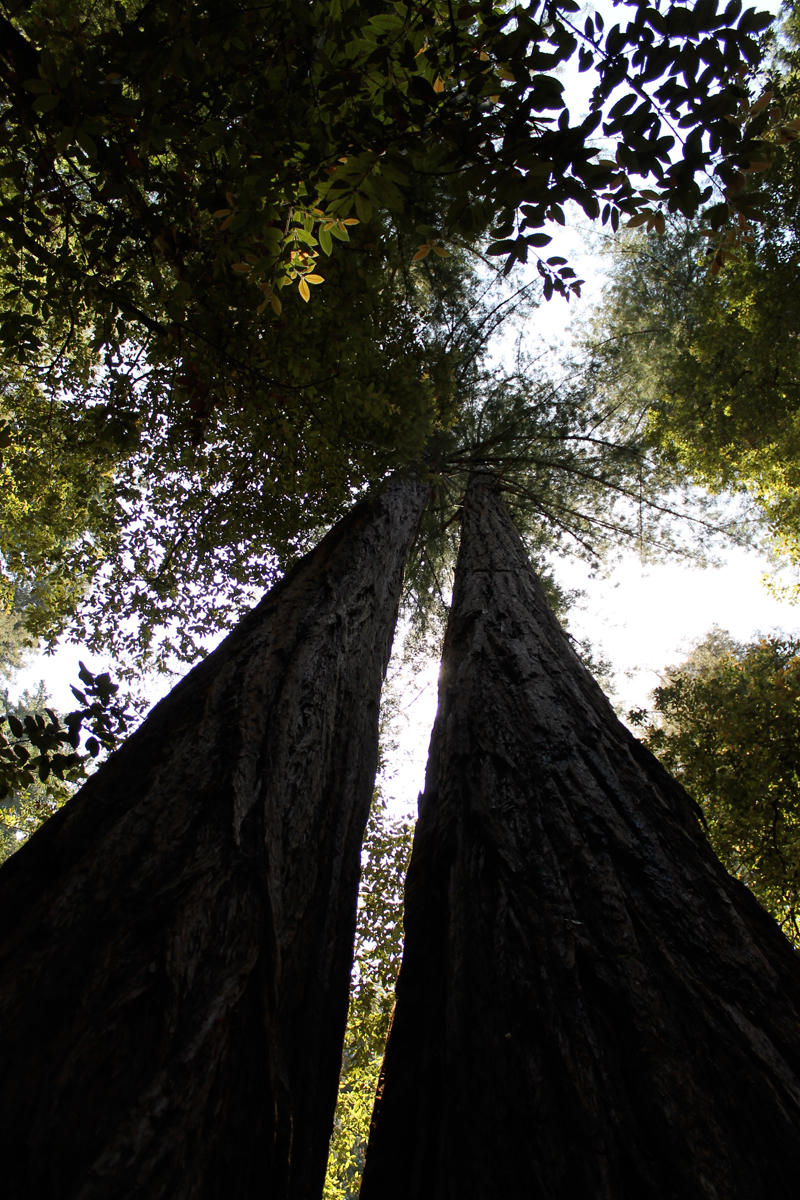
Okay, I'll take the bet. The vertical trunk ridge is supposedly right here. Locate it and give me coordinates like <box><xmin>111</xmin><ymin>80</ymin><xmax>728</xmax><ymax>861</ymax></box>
<box><xmin>360</xmin><ymin>473</ymin><xmax>800</xmax><ymax>1200</ymax></box>
<box><xmin>0</xmin><ymin>475</ymin><xmax>428</xmax><ymax>1200</ymax></box>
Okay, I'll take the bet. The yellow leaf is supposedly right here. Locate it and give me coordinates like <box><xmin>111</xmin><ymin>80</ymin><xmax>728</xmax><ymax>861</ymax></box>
<box><xmin>751</xmin><ymin>91</ymin><xmax>773</xmax><ymax>116</ymax></box>
<box><xmin>257</xmin><ymin>298</ymin><xmax>268</xmax><ymax>313</ymax></box>
<box><xmin>342</xmin><ymin>218</ymin><xmax>359</xmax><ymax>226</ymax></box>
<box><xmin>479</xmin><ymin>50</ymin><xmax>489</xmax><ymax>61</ymax></box>
<box><xmin>433</xmin><ymin>77</ymin><xmax>444</xmax><ymax>93</ymax></box>
<box><xmin>299</xmin><ymin>278</ymin><xmax>310</xmax><ymax>301</ymax></box>
<box><xmin>232</xmin><ymin>263</ymin><xmax>251</xmax><ymax>272</ymax></box>
<box><xmin>489</xmin><ymin>94</ymin><xmax>500</xmax><ymax>103</ymax></box>
<box><xmin>213</xmin><ymin>208</ymin><xmax>232</xmax><ymax>218</ymax></box>
<box><xmin>220</xmin><ymin>215</ymin><xmax>235</xmax><ymax>230</ymax></box>
<box><xmin>412</xmin><ymin>245</ymin><xmax>431</xmax><ymax>261</ymax></box>
<box><xmin>432</xmin><ymin>245</ymin><xmax>449</xmax><ymax>257</ymax></box>
<box><xmin>271</xmin><ymin>294</ymin><xmax>282</xmax><ymax>315</ymax></box>
<box><xmin>305</xmin><ymin>274</ymin><xmax>324</xmax><ymax>284</ymax></box>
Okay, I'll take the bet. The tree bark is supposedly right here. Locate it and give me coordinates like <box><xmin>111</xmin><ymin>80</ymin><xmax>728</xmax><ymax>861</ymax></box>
<box><xmin>360</xmin><ymin>473</ymin><xmax>800</xmax><ymax>1200</ymax></box>
<box><xmin>0</xmin><ymin>475</ymin><xmax>428</xmax><ymax>1200</ymax></box>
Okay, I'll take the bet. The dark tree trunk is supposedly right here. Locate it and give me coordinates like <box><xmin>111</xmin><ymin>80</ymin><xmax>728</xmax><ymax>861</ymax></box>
<box><xmin>360</xmin><ymin>473</ymin><xmax>800</xmax><ymax>1200</ymax></box>
<box><xmin>0</xmin><ymin>475</ymin><xmax>428</xmax><ymax>1200</ymax></box>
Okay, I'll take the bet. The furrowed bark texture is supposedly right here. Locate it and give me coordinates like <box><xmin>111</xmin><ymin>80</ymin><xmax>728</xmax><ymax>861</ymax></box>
<box><xmin>360</xmin><ymin>475</ymin><xmax>800</xmax><ymax>1200</ymax></box>
<box><xmin>0</xmin><ymin>476</ymin><xmax>428</xmax><ymax>1200</ymax></box>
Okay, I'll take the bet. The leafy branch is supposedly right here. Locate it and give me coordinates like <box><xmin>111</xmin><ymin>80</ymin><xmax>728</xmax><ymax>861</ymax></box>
<box><xmin>0</xmin><ymin>661</ymin><xmax>134</xmax><ymax>800</ymax></box>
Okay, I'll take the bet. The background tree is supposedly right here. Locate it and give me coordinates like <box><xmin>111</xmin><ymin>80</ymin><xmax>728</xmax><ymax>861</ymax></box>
<box><xmin>583</xmin><ymin>210</ymin><xmax>800</xmax><ymax>561</ymax></box>
<box><xmin>582</xmin><ymin>2</ymin><xmax>800</xmax><ymax>565</ymax></box>
<box><xmin>631</xmin><ymin>628</ymin><xmax>800</xmax><ymax>946</ymax></box>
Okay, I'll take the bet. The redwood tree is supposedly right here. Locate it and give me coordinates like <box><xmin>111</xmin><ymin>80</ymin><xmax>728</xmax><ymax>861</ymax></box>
<box><xmin>0</xmin><ymin>474</ymin><xmax>427</xmax><ymax>1200</ymax></box>
<box><xmin>360</xmin><ymin>473</ymin><xmax>800</xmax><ymax>1200</ymax></box>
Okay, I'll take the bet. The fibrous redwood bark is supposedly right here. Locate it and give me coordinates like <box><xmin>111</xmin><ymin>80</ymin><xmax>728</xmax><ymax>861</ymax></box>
<box><xmin>360</xmin><ymin>474</ymin><xmax>800</xmax><ymax>1200</ymax></box>
<box><xmin>0</xmin><ymin>475</ymin><xmax>428</xmax><ymax>1200</ymax></box>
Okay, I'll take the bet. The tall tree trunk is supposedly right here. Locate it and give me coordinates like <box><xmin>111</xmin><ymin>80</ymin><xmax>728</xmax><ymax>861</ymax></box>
<box><xmin>360</xmin><ymin>473</ymin><xmax>800</xmax><ymax>1200</ymax></box>
<box><xmin>0</xmin><ymin>475</ymin><xmax>428</xmax><ymax>1200</ymax></box>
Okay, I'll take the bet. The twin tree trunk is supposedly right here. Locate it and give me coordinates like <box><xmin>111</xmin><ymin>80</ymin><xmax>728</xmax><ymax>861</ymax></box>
<box><xmin>6</xmin><ymin>468</ymin><xmax>800</xmax><ymax>1200</ymax></box>
<box><xmin>0</xmin><ymin>475</ymin><xmax>428</xmax><ymax>1200</ymax></box>
<box><xmin>360</xmin><ymin>474</ymin><xmax>800</xmax><ymax>1200</ymax></box>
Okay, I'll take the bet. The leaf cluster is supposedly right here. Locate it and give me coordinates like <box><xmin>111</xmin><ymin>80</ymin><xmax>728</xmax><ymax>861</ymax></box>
<box><xmin>0</xmin><ymin>681</ymin><xmax>69</xmax><ymax>864</ymax></box>
<box><xmin>0</xmin><ymin>658</ymin><xmax>134</xmax><ymax>799</ymax></box>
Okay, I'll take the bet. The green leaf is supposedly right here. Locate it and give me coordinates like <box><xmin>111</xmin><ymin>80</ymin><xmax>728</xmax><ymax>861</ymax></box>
<box><xmin>76</xmin><ymin>131</ymin><xmax>98</xmax><ymax>160</ymax></box>
<box><xmin>486</xmin><ymin>239</ymin><xmax>517</xmax><ymax>255</ymax></box>
<box><xmin>33</xmin><ymin>95</ymin><xmax>60</xmax><ymax>114</ymax></box>
<box><xmin>294</xmin><ymin>228</ymin><xmax>318</xmax><ymax>247</ymax></box>
<box><xmin>355</xmin><ymin>193</ymin><xmax>373</xmax><ymax>223</ymax></box>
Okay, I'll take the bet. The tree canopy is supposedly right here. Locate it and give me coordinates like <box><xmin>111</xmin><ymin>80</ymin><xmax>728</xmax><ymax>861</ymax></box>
<box><xmin>632</xmin><ymin>628</ymin><xmax>800</xmax><ymax>947</ymax></box>
<box><xmin>0</xmin><ymin>0</ymin><xmax>777</xmax><ymax>666</ymax></box>
<box><xmin>1</xmin><ymin>0</ymin><xmax>774</xmax><ymax>373</ymax></box>
<box><xmin>582</xmin><ymin>5</ymin><xmax>800</xmax><ymax>565</ymax></box>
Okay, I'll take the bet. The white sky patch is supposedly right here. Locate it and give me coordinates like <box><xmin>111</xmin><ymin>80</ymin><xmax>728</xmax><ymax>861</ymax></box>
<box><xmin>554</xmin><ymin>547</ymin><xmax>799</xmax><ymax>712</ymax></box>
